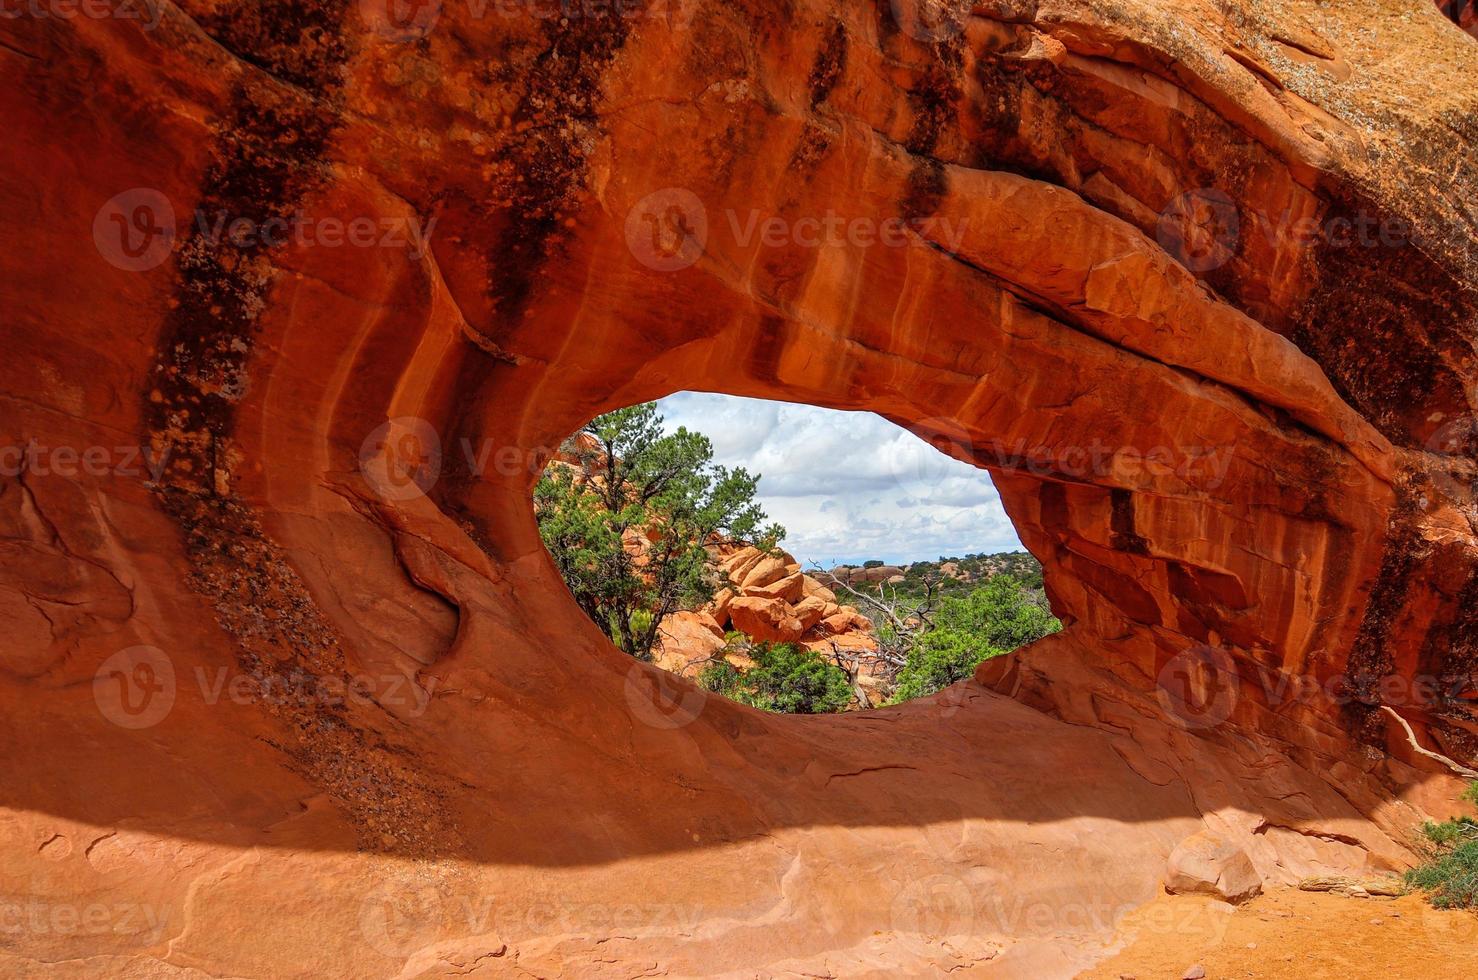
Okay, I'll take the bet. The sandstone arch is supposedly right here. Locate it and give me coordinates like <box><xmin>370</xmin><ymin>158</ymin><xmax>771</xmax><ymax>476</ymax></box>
<box><xmin>3</xmin><ymin>0</ymin><xmax>1477</xmax><ymax>974</ymax></box>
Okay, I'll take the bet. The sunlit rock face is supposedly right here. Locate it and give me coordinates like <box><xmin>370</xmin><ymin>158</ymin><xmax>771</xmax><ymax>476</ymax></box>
<box><xmin>1</xmin><ymin>0</ymin><xmax>1476</xmax><ymax>975</ymax></box>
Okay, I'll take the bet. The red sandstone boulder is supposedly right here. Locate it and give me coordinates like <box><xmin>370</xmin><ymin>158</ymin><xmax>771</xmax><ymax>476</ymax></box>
<box><xmin>791</xmin><ymin>595</ymin><xmax>829</xmax><ymax>632</ymax></box>
<box><xmin>746</xmin><ymin>571</ymin><xmax>805</xmax><ymax>603</ymax></box>
<box><xmin>1163</xmin><ymin>832</ymin><xmax>1264</xmax><ymax>905</ymax></box>
<box><xmin>738</xmin><ymin>555</ymin><xmax>790</xmax><ymax>591</ymax></box>
<box><xmin>729</xmin><ymin>597</ymin><xmax>805</xmax><ymax>643</ymax></box>
<box><xmin>654</xmin><ymin>611</ymin><xmax>726</xmax><ymax>674</ymax></box>
<box><xmin>799</xmin><ymin>575</ymin><xmax>836</xmax><ymax>604</ymax></box>
<box><xmin>711</xmin><ymin>588</ymin><xmax>735</xmax><ymax>628</ymax></box>
<box><xmin>721</xmin><ymin>546</ymin><xmax>765</xmax><ymax>582</ymax></box>
<box><xmin>818</xmin><ymin>612</ymin><xmax>857</xmax><ymax>637</ymax></box>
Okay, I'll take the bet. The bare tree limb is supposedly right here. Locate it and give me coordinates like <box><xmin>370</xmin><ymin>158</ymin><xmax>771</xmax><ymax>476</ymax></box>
<box><xmin>1380</xmin><ymin>705</ymin><xmax>1478</xmax><ymax>780</ymax></box>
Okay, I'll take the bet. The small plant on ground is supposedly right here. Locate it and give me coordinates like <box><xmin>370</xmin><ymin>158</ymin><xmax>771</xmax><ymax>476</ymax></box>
<box><xmin>1405</xmin><ymin>781</ymin><xmax>1478</xmax><ymax>909</ymax></box>
<box><xmin>699</xmin><ymin>641</ymin><xmax>853</xmax><ymax>714</ymax></box>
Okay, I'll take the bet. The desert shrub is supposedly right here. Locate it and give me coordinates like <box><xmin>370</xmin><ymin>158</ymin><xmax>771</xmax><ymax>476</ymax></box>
<box><xmin>535</xmin><ymin>402</ymin><xmax>781</xmax><ymax>659</ymax></box>
<box><xmin>889</xmin><ymin>574</ymin><xmax>1059</xmax><ymax>703</ymax></box>
<box><xmin>700</xmin><ymin>642</ymin><xmax>853</xmax><ymax>714</ymax></box>
<box><xmin>1405</xmin><ymin>783</ymin><xmax>1478</xmax><ymax>910</ymax></box>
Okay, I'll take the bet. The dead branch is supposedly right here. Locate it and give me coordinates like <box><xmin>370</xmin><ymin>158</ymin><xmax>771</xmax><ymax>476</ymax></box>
<box><xmin>1379</xmin><ymin>705</ymin><xmax>1478</xmax><ymax>780</ymax></box>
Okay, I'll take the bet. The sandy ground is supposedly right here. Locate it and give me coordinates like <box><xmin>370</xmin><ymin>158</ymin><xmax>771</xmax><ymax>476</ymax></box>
<box><xmin>1078</xmin><ymin>887</ymin><xmax>1478</xmax><ymax>979</ymax></box>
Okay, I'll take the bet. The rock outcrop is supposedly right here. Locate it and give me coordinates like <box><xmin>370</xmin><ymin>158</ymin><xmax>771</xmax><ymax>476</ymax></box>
<box><xmin>3</xmin><ymin>0</ymin><xmax>1478</xmax><ymax>976</ymax></box>
<box><xmin>654</xmin><ymin>543</ymin><xmax>881</xmax><ymax>690</ymax></box>
<box><xmin>1163</xmin><ymin>831</ymin><xmax>1265</xmax><ymax>905</ymax></box>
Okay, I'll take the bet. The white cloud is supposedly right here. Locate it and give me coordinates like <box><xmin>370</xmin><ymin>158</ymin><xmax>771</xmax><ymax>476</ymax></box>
<box><xmin>656</xmin><ymin>392</ymin><xmax>1024</xmax><ymax>566</ymax></box>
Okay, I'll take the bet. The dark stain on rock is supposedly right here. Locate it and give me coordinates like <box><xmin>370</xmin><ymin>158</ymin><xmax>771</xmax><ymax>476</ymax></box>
<box><xmin>146</xmin><ymin>80</ymin><xmax>342</xmax><ymax>498</ymax></box>
<box><xmin>487</xmin><ymin>17</ymin><xmax>633</xmax><ymax>322</ymax></box>
<box><xmin>786</xmin><ymin>123</ymin><xmax>834</xmax><ymax>177</ymax></box>
<box><xmin>808</xmin><ymin>19</ymin><xmax>848</xmax><ymax>108</ymax></box>
<box><xmin>141</xmin><ymin>0</ymin><xmax>461</xmax><ymax>857</ymax></box>
<box><xmin>904</xmin><ymin>58</ymin><xmax>963</xmax><ymax>157</ymax></box>
<box><xmin>1342</xmin><ymin>487</ymin><xmax>1426</xmax><ymax>742</ymax></box>
<box><xmin>747</xmin><ymin>314</ymin><xmax>790</xmax><ymax>382</ymax></box>
<box><xmin>1290</xmin><ymin>177</ymin><xmax>1477</xmax><ymax>448</ymax></box>
<box><xmin>1109</xmin><ymin>488</ymin><xmax>1151</xmax><ymax>556</ymax></box>
<box><xmin>195</xmin><ymin>0</ymin><xmax>351</xmax><ymax>90</ymax></box>
<box><xmin>901</xmin><ymin>157</ymin><xmax>948</xmax><ymax>224</ymax></box>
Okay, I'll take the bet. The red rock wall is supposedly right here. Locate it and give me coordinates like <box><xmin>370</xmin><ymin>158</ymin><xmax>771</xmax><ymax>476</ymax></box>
<box><xmin>2</xmin><ymin>0</ymin><xmax>1476</xmax><ymax>974</ymax></box>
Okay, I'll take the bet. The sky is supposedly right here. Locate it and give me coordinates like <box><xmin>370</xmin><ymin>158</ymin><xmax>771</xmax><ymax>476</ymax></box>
<box><xmin>654</xmin><ymin>392</ymin><xmax>1024</xmax><ymax>568</ymax></box>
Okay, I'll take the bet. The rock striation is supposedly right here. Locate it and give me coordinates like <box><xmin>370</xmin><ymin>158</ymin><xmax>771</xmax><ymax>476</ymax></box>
<box><xmin>2</xmin><ymin>0</ymin><xmax>1478</xmax><ymax>976</ymax></box>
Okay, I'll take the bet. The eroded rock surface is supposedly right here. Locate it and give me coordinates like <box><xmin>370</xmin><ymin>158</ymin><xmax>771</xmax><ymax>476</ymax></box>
<box><xmin>2</xmin><ymin>0</ymin><xmax>1477</xmax><ymax>976</ymax></box>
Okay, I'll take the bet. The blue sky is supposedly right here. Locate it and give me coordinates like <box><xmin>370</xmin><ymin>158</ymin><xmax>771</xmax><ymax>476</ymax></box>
<box><xmin>654</xmin><ymin>392</ymin><xmax>1024</xmax><ymax>567</ymax></box>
